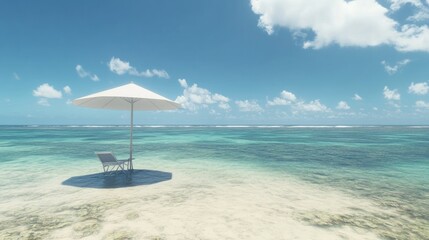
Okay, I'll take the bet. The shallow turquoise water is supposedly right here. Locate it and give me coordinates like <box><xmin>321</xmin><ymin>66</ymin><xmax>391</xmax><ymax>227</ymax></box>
<box><xmin>0</xmin><ymin>126</ymin><xmax>428</xmax><ymax>239</ymax></box>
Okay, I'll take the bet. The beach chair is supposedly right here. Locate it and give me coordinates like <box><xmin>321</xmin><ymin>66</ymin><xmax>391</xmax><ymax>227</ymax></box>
<box><xmin>95</xmin><ymin>152</ymin><xmax>130</xmax><ymax>175</ymax></box>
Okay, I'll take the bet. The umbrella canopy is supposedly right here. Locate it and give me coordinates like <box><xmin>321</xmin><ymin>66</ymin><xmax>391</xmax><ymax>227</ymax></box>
<box><xmin>73</xmin><ymin>82</ymin><xmax>180</xmax><ymax>110</ymax></box>
<box><xmin>73</xmin><ymin>82</ymin><xmax>180</xmax><ymax>170</ymax></box>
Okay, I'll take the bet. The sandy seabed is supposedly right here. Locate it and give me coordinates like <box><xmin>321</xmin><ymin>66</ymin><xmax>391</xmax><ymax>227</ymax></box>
<box><xmin>2</xmin><ymin>156</ymin><xmax>424</xmax><ymax>240</ymax></box>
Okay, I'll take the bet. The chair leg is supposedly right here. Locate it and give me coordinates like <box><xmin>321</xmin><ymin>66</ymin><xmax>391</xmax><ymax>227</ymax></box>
<box><xmin>118</xmin><ymin>163</ymin><xmax>128</xmax><ymax>175</ymax></box>
<box><xmin>102</xmin><ymin>163</ymin><xmax>128</xmax><ymax>176</ymax></box>
<box><xmin>125</xmin><ymin>161</ymin><xmax>130</xmax><ymax>170</ymax></box>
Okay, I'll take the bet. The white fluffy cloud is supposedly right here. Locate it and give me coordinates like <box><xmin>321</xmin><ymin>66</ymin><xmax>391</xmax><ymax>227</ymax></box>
<box><xmin>267</xmin><ymin>90</ymin><xmax>297</xmax><ymax>106</ymax></box>
<box><xmin>295</xmin><ymin>99</ymin><xmax>329</xmax><ymax>112</ymax></box>
<box><xmin>250</xmin><ymin>0</ymin><xmax>429</xmax><ymax>52</ymax></box>
<box><xmin>63</xmin><ymin>86</ymin><xmax>72</xmax><ymax>95</ymax></box>
<box><xmin>336</xmin><ymin>101</ymin><xmax>351</xmax><ymax>110</ymax></box>
<box><xmin>381</xmin><ymin>59</ymin><xmax>411</xmax><ymax>74</ymax></box>
<box><xmin>76</xmin><ymin>65</ymin><xmax>99</xmax><ymax>81</ymax></box>
<box><xmin>390</xmin><ymin>0</ymin><xmax>424</xmax><ymax>10</ymax></box>
<box><xmin>37</xmin><ymin>98</ymin><xmax>50</xmax><ymax>107</ymax></box>
<box><xmin>353</xmin><ymin>94</ymin><xmax>363</xmax><ymax>101</ymax></box>
<box><xmin>394</xmin><ymin>24</ymin><xmax>429</xmax><ymax>52</ymax></box>
<box><xmin>268</xmin><ymin>90</ymin><xmax>329</xmax><ymax>112</ymax></box>
<box><xmin>108</xmin><ymin>57</ymin><xmax>169</xmax><ymax>79</ymax></box>
<box><xmin>33</xmin><ymin>83</ymin><xmax>62</xmax><ymax>99</ymax></box>
<box><xmin>408</xmin><ymin>82</ymin><xmax>429</xmax><ymax>95</ymax></box>
<box><xmin>410</xmin><ymin>10</ymin><xmax>429</xmax><ymax>21</ymax></box>
<box><xmin>108</xmin><ymin>57</ymin><xmax>131</xmax><ymax>75</ymax></box>
<box><xmin>178</xmin><ymin>78</ymin><xmax>188</xmax><ymax>88</ymax></box>
<box><xmin>33</xmin><ymin>83</ymin><xmax>63</xmax><ymax>107</ymax></box>
<box><xmin>415</xmin><ymin>100</ymin><xmax>429</xmax><ymax>109</ymax></box>
<box><xmin>383</xmin><ymin>86</ymin><xmax>401</xmax><ymax>100</ymax></box>
<box><xmin>389</xmin><ymin>0</ymin><xmax>429</xmax><ymax>21</ymax></box>
<box><xmin>175</xmin><ymin>79</ymin><xmax>230</xmax><ymax>111</ymax></box>
<box><xmin>235</xmin><ymin>100</ymin><xmax>263</xmax><ymax>112</ymax></box>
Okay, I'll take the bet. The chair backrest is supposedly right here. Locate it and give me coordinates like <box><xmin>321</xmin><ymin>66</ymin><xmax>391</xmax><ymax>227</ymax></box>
<box><xmin>95</xmin><ymin>152</ymin><xmax>117</xmax><ymax>163</ymax></box>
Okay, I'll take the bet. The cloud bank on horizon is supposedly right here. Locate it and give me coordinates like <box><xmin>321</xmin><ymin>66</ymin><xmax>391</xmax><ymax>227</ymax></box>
<box><xmin>250</xmin><ymin>0</ymin><xmax>429</xmax><ymax>52</ymax></box>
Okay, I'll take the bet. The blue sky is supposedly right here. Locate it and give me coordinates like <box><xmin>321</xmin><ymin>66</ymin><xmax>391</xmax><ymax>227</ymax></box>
<box><xmin>1</xmin><ymin>0</ymin><xmax>429</xmax><ymax>125</ymax></box>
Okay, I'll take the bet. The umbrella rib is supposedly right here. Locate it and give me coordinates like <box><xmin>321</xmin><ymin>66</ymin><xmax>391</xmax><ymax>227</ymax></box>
<box><xmin>168</xmin><ymin>102</ymin><xmax>176</xmax><ymax>109</ymax></box>
<box><xmin>148</xmin><ymin>99</ymin><xmax>177</xmax><ymax>110</ymax></box>
<box><xmin>148</xmin><ymin>99</ymin><xmax>161</xmax><ymax>110</ymax></box>
<box><xmin>77</xmin><ymin>97</ymin><xmax>177</xmax><ymax>110</ymax></box>
<box><xmin>102</xmin><ymin>98</ymin><xmax>116</xmax><ymax>108</ymax></box>
<box><xmin>123</xmin><ymin>97</ymin><xmax>131</xmax><ymax>104</ymax></box>
<box><xmin>75</xmin><ymin>98</ymin><xmax>93</xmax><ymax>106</ymax></box>
<box><xmin>160</xmin><ymin>100</ymin><xmax>177</xmax><ymax>110</ymax></box>
<box><xmin>123</xmin><ymin>97</ymin><xmax>139</xmax><ymax>104</ymax></box>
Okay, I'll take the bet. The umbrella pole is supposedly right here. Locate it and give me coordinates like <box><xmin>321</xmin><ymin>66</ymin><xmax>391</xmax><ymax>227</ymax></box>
<box><xmin>130</xmin><ymin>101</ymin><xmax>134</xmax><ymax>171</ymax></box>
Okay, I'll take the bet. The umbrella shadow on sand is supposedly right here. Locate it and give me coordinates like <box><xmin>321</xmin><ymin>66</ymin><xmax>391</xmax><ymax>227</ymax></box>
<box><xmin>62</xmin><ymin>169</ymin><xmax>172</xmax><ymax>189</ymax></box>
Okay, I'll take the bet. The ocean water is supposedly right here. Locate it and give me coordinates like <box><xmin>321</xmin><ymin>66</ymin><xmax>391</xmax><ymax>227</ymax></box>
<box><xmin>0</xmin><ymin>125</ymin><xmax>428</xmax><ymax>240</ymax></box>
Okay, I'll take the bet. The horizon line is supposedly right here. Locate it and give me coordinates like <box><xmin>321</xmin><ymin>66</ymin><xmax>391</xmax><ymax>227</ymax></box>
<box><xmin>1</xmin><ymin>124</ymin><xmax>429</xmax><ymax>128</ymax></box>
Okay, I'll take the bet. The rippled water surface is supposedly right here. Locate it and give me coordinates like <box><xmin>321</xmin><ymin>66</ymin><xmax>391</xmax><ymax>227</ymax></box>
<box><xmin>0</xmin><ymin>126</ymin><xmax>428</xmax><ymax>239</ymax></box>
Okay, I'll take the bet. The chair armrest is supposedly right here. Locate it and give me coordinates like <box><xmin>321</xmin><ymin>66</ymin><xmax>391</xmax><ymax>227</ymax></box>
<box><xmin>117</xmin><ymin>160</ymin><xmax>130</xmax><ymax>163</ymax></box>
<box><xmin>103</xmin><ymin>162</ymin><xmax>121</xmax><ymax>166</ymax></box>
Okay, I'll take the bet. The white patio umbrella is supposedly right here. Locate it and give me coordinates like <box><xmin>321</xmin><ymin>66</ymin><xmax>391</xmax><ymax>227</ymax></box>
<box><xmin>73</xmin><ymin>82</ymin><xmax>181</xmax><ymax>170</ymax></box>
